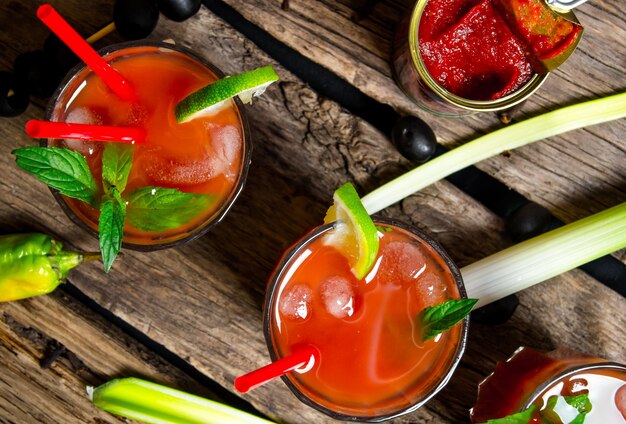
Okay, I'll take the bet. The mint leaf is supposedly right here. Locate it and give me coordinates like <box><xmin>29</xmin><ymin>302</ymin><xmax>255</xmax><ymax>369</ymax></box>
<box><xmin>564</xmin><ymin>393</ymin><xmax>592</xmax><ymax>415</ymax></box>
<box><xmin>99</xmin><ymin>188</ymin><xmax>126</xmax><ymax>272</ymax></box>
<box><xmin>418</xmin><ymin>298</ymin><xmax>478</xmax><ymax>341</ymax></box>
<box><xmin>125</xmin><ymin>186</ymin><xmax>214</xmax><ymax>232</ymax></box>
<box><xmin>478</xmin><ymin>393</ymin><xmax>592</xmax><ymax>424</ymax></box>
<box><xmin>541</xmin><ymin>393</ymin><xmax>591</xmax><ymax>424</ymax></box>
<box><xmin>12</xmin><ymin>146</ymin><xmax>98</xmax><ymax>205</ymax></box>
<box><xmin>102</xmin><ymin>143</ymin><xmax>133</xmax><ymax>193</ymax></box>
<box><xmin>478</xmin><ymin>406</ymin><xmax>536</xmax><ymax>423</ymax></box>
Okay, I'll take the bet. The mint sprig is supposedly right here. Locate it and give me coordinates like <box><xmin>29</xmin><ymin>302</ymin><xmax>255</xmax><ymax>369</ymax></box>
<box><xmin>12</xmin><ymin>146</ymin><xmax>98</xmax><ymax>205</ymax></box>
<box><xmin>418</xmin><ymin>298</ymin><xmax>478</xmax><ymax>341</ymax></box>
<box><xmin>99</xmin><ymin>188</ymin><xmax>126</xmax><ymax>272</ymax></box>
<box><xmin>102</xmin><ymin>143</ymin><xmax>133</xmax><ymax>193</ymax></box>
<box><xmin>126</xmin><ymin>187</ymin><xmax>214</xmax><ymax>232</ymax></box>
<box><xmin>14</xmin><ymin>144</ymin><xmax>214</xmax><ymax>272</ymax></box>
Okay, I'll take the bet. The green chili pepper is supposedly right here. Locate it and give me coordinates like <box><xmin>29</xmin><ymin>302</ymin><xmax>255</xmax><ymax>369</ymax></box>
<box><xmin>0</xmin><ymin>233</ymin><xmax>98</xmax><ymax>302</ymax></box>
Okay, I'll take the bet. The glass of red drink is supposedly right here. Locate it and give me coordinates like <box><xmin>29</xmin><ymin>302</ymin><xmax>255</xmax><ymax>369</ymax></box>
<box><xmin>471</xmin><ymin>347</ymin><xmax>626</xmax><ymax>423</ymax></box>
<box><xmin>264</xmin><ymin>217</ymin><xmax>469</xmax><ymax>421</ymax></box>
<box><xmin>44</xmin><ymin>41</ymin><xmax>251</xmax><ymax>250</ymax></box>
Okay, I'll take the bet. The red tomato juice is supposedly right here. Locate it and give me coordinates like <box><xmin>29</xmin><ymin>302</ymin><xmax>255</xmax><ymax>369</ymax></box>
<box><xmin>48</xmin><ymin>44</ymin><xmax>246</xmax><ymax>246</ymax></box>
<box><xmin>266</xmin><ymin>221</ymin><xmax>465</xmax><ymax>418</ymax></box>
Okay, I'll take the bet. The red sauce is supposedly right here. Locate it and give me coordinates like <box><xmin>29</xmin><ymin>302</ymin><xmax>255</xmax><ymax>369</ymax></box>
<box><xmin>492</xmin><ymin>0</ymin><xmax>583</xmax><ymax>63</ymax></box>
<box><xmin>419</xmin><ymin>0</ymin><xmax>534</xmax><ymax>100</ymax></box>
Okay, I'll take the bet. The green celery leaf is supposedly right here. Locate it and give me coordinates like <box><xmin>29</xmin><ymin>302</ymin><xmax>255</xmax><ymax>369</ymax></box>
<box><xmin>418</xmin><ymin>298</ymin><xmax>478</xmax><ymax>341</ymax></box>
<box><xmin>125</xmin><ymin>186</ymin><xmax>214</xmax><ymax>232</ymax></box>
<box><xmin>102</xmin><ymin>143</ymin><xmax>134</xmax><ymax>193</ymax></box>
<box><xmin>99</xmin><ymin>188</ymin><xmax>126</xmax><ymax>272</ymax></box>
<box><xmin>478</xmin><ymin>406</ymin><xmax>537</xmax><ymax>424</ymax></box>
<box><xmin>12</xmin><ymin>146</ymin><xmax>98</xmax><ymax>206</ymax></box>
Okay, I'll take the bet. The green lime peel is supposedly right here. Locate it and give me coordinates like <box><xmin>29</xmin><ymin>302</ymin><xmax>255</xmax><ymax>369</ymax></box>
<box><xmin>89</xmin><ymin>378</ymin><xmax>274</xmax><ymax>424</ymax></box>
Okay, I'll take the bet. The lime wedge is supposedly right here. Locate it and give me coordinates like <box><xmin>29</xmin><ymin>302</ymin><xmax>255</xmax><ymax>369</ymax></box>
<box><xmin>323</xmin><ymin>182</ymin><xmax>379</xmax><ymax>280</ymax></box>
<box><xmin>175</xmin><ymin>66</ymin><xmax>279</xmax><ymax>123</ymax></box>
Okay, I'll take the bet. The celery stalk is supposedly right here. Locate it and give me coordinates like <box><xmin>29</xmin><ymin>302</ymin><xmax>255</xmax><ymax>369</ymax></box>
<box><xmin>88</xmin><ymin>378</ymin><xmax>274</xmax><ymax>424</ymax></box>
<box><xmin>361</xmin><ymin>92</ymin><xmax>626</xmax><ymax>214</ymax></box>
<box><xmin>462</xmin><ymin>203</ymin><xmax>626</xmax><ymax>308</ymax></box>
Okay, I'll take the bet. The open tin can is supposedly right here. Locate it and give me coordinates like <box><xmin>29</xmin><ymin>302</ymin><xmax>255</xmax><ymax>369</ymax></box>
<box><xmin>391</xmin><ymin>0</ymin><xmax>579</xmax><ymax>117</ymax></box>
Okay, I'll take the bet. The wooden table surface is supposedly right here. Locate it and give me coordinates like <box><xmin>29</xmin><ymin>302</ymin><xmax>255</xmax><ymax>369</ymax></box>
<box><xmin>1</xmin><ymin>0</ymin><xmax>624</xmax><ymax>423</ymax></box>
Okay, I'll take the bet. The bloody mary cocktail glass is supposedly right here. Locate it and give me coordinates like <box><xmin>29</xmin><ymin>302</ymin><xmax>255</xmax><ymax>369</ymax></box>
<box><xmin>264</xmin><ymin>217</ymin><xmax>468</xmax><ymax>421</ymax></box>
<box><xmin>471</xmin><ymin>347</ymin><xmax>626</xmax><ymax>423</ymax></box>
<box><xmin>45</xmin><ymin>41</ymin><xmax>251</xmax><ymax>250</ymax></box>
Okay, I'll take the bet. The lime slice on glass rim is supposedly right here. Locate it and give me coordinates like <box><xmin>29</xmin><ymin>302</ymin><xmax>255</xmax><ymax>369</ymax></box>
<box><xmin>323</xmin><ymin>182</ymin><xmax>380</xmax><ymax>280</ymax></box>
<box><xmin>174</xmin><ymin>66</ymin><xmax>279</xmax><ymax>123</ymax></box>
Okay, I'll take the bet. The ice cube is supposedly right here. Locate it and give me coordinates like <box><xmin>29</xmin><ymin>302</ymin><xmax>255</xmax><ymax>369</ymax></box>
<box><xmin>65</xmin><ymin>107</ymin><xmax>102</xmax><ymax>125</ymax></box>
<box><xmin>415</xmin><ymin>272</ymin><xmax>447</xmax><ymax>307</ymax></box>
<box><xmin>279</xmin><ymin>284</ymin><xmax>312</xmax><ymax>321</ymax></box>
<box><xmin>320</xmin><ymin>276</ymin><xmax>355</xmax><ymax>319</ymax></box>
<box><xmin>379</xmin><ymin>241</ymin><xmax>426</xmax><ymax>285</ymax></box>
<box><xmin>143</xmin><ymin>124</ymin><xmax>242</xmax><ymax>187</ymax></box>
<box><xmin>207</xmin><ymin>124</ymin><xmax>241</xmax><ymax>181</ymax></box>
<box><xmin>142</xmin><ymin>147</ymin><xmax>219</xmax><ymax>187</ymax></box>
<box><xmin>60</xmin><ymin>108</ymin><xmax>103</xmax><ymax>157</ymax></box>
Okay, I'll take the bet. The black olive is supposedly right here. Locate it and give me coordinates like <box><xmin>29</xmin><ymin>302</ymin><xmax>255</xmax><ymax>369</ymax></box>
<box><xmin>114</xmin><ymin>0</ymin><xmax>160</xmax><ymax>40</ymax></box>
<box><xmin>506</xmin><ymin>202</ymin><xmax>552</xmax><ymax>243</ymax></box>
<box><xmin>156</xmin><ymin>0</ymin><xmax>201</xmax><ymax>22</ymax></box>
<box><xmin>0</xmin><ymin>72</ymin><xmax>30</xmax><ymax>117</ymax></box>
<box><xmin>391</xmin><ymin>115</ymin><xmax>437</xmax><ymax>163</ymax></box>
<box><xmin>471</xmin><ymin>294</ymin><xmax>519</xmax><ymax>325</ymax></box>
<box><xmin>13</xmin><ymin>51</ymin><xmax>59</xmax><ymax>98</ymax></box>
<box><xmin>43</xmin><ymin>34</ymin><xmax>80</xmax><ymax>79</ymax></box>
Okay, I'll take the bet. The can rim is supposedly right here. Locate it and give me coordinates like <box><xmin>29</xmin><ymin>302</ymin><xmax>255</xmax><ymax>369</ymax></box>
<box><xmin>407</xmin><ymin>0</ymin><xmax>549</xmax><ymax>112</ymax></box>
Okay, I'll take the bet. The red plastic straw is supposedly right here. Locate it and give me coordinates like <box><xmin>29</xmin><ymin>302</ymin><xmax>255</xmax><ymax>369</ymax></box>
<box><xmin>235</xmin><ymin>346</ymin><xmax>318</xmax><ymax>394</ymax></box>
<box><xmin>37</xmin><ymin>4</ymin><xmax>135</xmax><ymax>101</ymax></box>
<box><xmin>26</xmin><ymin>120</ymin><xmax>146</xmax><ymax>144</ymax></box>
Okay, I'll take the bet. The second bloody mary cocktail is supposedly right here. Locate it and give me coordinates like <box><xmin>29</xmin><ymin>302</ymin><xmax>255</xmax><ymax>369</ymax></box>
<box><xmin>47</xmin><ymin>42</ymin><xmax>250</xmax><ymax>248</ymax></box>
<box><xmin>264</xmin><ymin>218</ymin><xmax>468</xmax><ymax>420</ymax></box>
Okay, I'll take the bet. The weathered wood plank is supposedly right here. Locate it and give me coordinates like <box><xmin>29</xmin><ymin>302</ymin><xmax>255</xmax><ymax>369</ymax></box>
<box><xmin>216</xmin><ymin>0</ymin><xmax>626</xmax><ymax>227</ymax></box>
<box><xmin>0</xmin><ymin>314</ymin><xmax>123</xmax><ymax>424</ymax></box>
<box><xmin>0</xmin><ymin>1</ymin><xmax>623</xmax><ymax>424</ymax></box>
<box><xmin>0</xmin><ymin>289</ymin><xmax>229</xmax><ymax>424</ymax></box>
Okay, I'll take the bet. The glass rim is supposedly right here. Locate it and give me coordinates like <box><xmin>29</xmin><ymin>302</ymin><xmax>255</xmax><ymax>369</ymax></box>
<box><xmin>44</xmin><ymin>40</ymin><xmax>252</xmax><ymax>251</ymax></box>
<box><xmin>262</xmin><ymin>216</ymin><xmax>469</xmax><ymax>422</ymax></box>
<box><xmin>521</xmin><ymin>361</ymin><xmax>626</xmax><ymax>411</ymax></box>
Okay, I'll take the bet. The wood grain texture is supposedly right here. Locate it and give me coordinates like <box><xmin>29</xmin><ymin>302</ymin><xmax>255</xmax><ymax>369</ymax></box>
<box><xmin>217</xmin><ymin>0</ymin><xmax>626</xmax><ymax>228</ymax></box>
<box><xmin>0</xmin><ymin>289</ymin><xmax>227</xmax><ymax>424</ymax></box>
<box><xmin>0</xmin><ymin>1</ymin><xmax>624</xmax><ymax>424</ymax></box>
